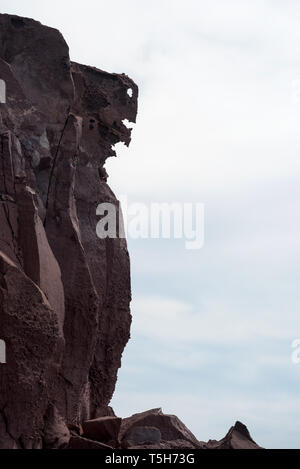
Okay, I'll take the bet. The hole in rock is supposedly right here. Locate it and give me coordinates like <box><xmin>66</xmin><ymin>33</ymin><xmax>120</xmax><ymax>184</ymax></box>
<box><xmin>122</xmin><ymin>119</ymin><xmax>135</xmax><ymax>129</ymax></box>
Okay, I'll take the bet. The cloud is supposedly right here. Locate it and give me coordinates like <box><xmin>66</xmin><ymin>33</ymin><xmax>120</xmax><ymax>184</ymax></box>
<box><xmin>131</xmin><ymin>295</ymin><xmax>299</xmax><ymax>345</ymax></box>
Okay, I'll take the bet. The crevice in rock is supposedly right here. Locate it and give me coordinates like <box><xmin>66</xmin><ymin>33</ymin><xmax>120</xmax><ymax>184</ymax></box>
<box><xmin>44</xmin><ymin>111</ymin><xmax>71</xmax><ymax>217</ymax></box>
<box><xmin>0</xmin><ymin>137</ymin><xmax>21</xmax><ymax>266</ymax></box>
<box><xmin>0</xmin><ymin>407</ymin><xmax>16</xmax><ymax>444</ymax></box>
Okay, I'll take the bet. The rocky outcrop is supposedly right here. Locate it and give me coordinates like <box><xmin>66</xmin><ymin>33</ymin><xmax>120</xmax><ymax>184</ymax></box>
<box><xmin>68</xmin><ymin>408</ymin><xmax>262</xmax><ymax>450</ymax></box>
<box><xmin>120</xmin><ymin>408</ymin><xmax>203</xmax><ymax>449</ymax></box>
<box><xmin>0</xmin><ymin>13</ymin><xmax>137</xmax><ymax>448</ymax></box>
<box><xmin>205</xmin><ymin>421</ymin><xmax>262</xmax><ymax>450</ymax></box>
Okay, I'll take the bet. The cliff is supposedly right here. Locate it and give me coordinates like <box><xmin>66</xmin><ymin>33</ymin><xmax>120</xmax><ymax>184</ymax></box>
<box><xmin>0</xmin><ymin>13</ymin><xmax>137</xmax><ymax>448</ymax></box>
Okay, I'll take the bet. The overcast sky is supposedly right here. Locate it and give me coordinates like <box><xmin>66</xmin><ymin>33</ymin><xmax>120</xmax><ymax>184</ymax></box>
<box><xmin>2</xmin><ymin>0</ymin><xmax>300</xmax><ymax>448</ymax></box>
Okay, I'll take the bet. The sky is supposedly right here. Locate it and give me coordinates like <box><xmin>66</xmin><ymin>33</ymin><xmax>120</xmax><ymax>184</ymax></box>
<box><xmin>2</xmin><ymin>0</ymin><xmax>300</xmax><ymax>448</ymax></box>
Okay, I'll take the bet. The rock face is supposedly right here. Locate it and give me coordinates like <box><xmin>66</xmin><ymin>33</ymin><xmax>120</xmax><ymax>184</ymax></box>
<box><xmin>0</xmin><ymin>14</ymin><xmax>137</xmax><ymax>448</ymax></box>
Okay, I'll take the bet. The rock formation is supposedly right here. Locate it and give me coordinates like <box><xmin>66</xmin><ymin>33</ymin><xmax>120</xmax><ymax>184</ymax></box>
<box><xmin>69</xmin><ymin>409</ymin><xmax>262</xmax><ymax>450</ymax></box>
<box><xmin>0</xmin><ymin>14</ymin><xmax>262</xmax><ymax>450</ymax></box>
<box><xmin>0</xmin><ymin>13</ymin><xmax>137</xmax><ymax>449</ymax></box>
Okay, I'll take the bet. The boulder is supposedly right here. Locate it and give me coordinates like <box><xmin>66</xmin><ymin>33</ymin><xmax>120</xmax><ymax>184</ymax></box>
<box><xmin>205</xmin><ymin>421</ymin><xmax>262</xmax><ymax>449</ymax></box>
<box><xmin>67</xmin><ymin>435</ymin><xmax>113</xmax><ymax>450</ymax></box>
<box><xmin>0</xmin><ymin>13</ymin><xmax>137</xmax><ymax>447</ymax></box>
<box><xmin>120</xmin><ymin>409</ymin><xmax>202</xmax><ymax>449</ymax></box>
<box><xmin>123</xmin><ymin>426</ymin><xmax>161</xmax><ymax>447</ymax></box>
<box><xmin>83</xmin><ymin>417</ymin><xmax>122</xmax><ymax>444</ymax></box>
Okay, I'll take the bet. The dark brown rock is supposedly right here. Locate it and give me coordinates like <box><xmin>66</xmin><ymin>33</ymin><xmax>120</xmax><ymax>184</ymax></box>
<box><xmin>43</xmin><ymin>405</ymin><xmax>70</xmax><ymax>449</ymax></box>
<box><xmin>67</xmin><ymin>435</ymin><xmax>113</xmax><ymax>450</ymax></box>
<box><xmin>205</xmin><ymin>421</ymin><xmax>262</xmax><ymax>450</ymax></box>
<box><xmin>123</xmin><ymin>426</ymin><xmax>161</xmax><ymax>447</ymax></box>
<box><xmin>0</xmin><ymin>251</ymin><xmax>62</xmax><ymax>448</ymax></box>
<box><xmin>91</xmin><ymin>405</ymin><xmax>117</xmax><ymax>419</ymax></box>
<box><xmin>0</xmin><ymin>13</ymin><xmax>137</xmax><ymax>448</ymax></box>
<box><xmin>120</xmin><ymin>410</ymin><xmax>261</xmax><ymax>450</ymax></box>
<box><xmin>120</xmin><ymin>409</ymin><xmax>202</xmax><ymax>449</ymax></box>
<box><xmin>0</xmin><ymin>14</ymin><xmax>74</xmax><ymax>123</ymax></box>
<box><xmin>82</xmin><ymin>416</ymin><xmax>122</xmax><ymax>444</ymax></box>
<box><xmin>130</xmin><ymin>439</ymin><xmax>201</xmax><ymax>450</ymax></box>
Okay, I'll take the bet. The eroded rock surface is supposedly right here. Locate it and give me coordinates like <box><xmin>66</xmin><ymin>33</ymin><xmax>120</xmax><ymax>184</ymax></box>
<box><xmin>0</xmin><ymin>13</ymin><xmax>137</xmax><ymax>448</ymax></box>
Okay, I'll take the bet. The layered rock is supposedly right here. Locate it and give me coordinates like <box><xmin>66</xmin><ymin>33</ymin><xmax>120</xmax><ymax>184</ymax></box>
<box><xmin>0</xmin><ymin>13</ymin><xmax>137</xmax><ymax>448</ymax></box>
